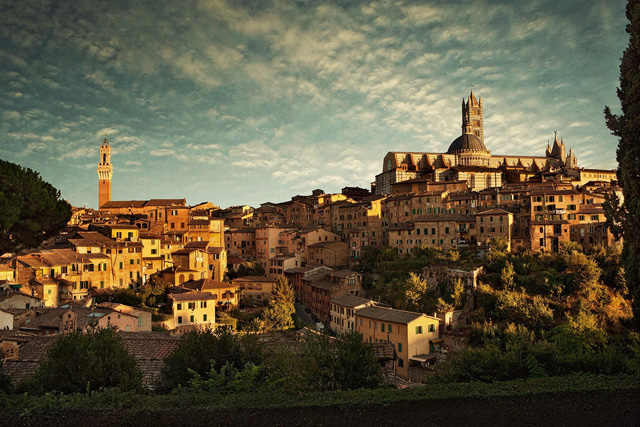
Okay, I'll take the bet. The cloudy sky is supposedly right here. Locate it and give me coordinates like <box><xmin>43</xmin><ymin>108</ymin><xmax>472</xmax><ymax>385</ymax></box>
<box><xmin>0</xmin><ymin>0</ymin><xmax>628</xmax><ymax>209</ymax></box>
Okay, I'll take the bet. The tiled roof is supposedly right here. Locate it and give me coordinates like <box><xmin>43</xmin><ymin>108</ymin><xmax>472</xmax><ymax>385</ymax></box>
<box><xmin>231</xmin><ymin>276</ymin><xmax>275</xmax><ymax>283</ymax></box>
<box><xmin>476</xmin><ymin>208</ymin><xmax>512</xmax><ymax>216</ymax></box>
<box><xmin>355</xmin><ymin>306</ymin><xmax>428</xmax><ymax>324</ymax></box>
<box><xmin>181</xmin><ymin>279</ymin><xmax>238</xmax><ymax>292</ymax></box>
<box><xmin>331</xmin><ymin>270</ymin><xmax>359</xmax><ymax>279</ymax></box>
<box><xmin>330</xmin><ymin>294</ymin><xmax>374</xmax><ymax>308</ymax></box>
<box><xmin>169</xmin><ymin>291</ymin><xmax>216</xmax><ymax>302</ymax></box>
<box><xmin>3</xmin><ymin>332</ymin><xmax>182</xmax><ymax>389</ymax></box>
<box><xmin>413</xmin><ymin>214</ymin><xmax>475</xmax><ymax>223</ymax></box>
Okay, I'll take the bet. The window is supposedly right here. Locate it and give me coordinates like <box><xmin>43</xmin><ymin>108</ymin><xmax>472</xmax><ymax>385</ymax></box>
<box><xmin>398</xmin><ymin>358</ymin><xmax>404</xmax><ymax>368</ymax></box>
<box><xmin>415</xmin><ymin>326</ymin><xmax>423</xmax><ymax>334</ymax></box>
<box><xmin>188</xmin><ymin>302</ymin><xmax>196</xmax><ymax>310</ymax></box>
<box><xmin>398</xmin><ymin>342</ymin><xmax>402</xmax><ymax>352</ymax></box>
<box><xmin>388</xmin><ymin>324</ymin><xmax>392</xmax><ymax>333</ymax></box>
<box><xmin>177</xmin><ymin>303</ymin><xmax>182</xmax><ymax>310</ymax></box>
<box><xmin>428</xmin><ymin>324</ymin><xmax>436</xmax><ymax>333</ymax></box>
<box><xmin>201</xmin><ymin>301</ymin><xmax>207</xmax><ymax>308</ymax></box>
<box><xmin>203</xmin><ymin>314</ymin><xmax>208</xmax><ymax>321</ymax></box>
<box><xmin>177</xmin><ymin>316</ymin><xmax>182</xmax><ymax>324</ymax></box>
<box><xmin>381</xmin><ymin>323</ymin><xmax>385</xmax><ymax>332</ymax></box>
<box><xmin>190</xmin><ymin>315</ymin><xmax>194</xmax><ymax>323</ymax></box>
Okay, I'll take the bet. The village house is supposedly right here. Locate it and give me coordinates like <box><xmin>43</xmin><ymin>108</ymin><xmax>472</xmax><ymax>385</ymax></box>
<box><xmin>230</xmin><ymin>276</ymin><xmax>275</xmax><ymax>305</ymax></box>
<box><xmin>180</xmin><ymin>278</ymin><xmax>240</xmax><ymax>311</ymax></box>
<box><xmin>167</xmin><ymin>291</ymin><xmax>217</xmax><ymax>330</ymax></box>
<box><xmin>329</xmin><ymin>294</ymin><xmax>379</xmax><ymax>335</ymax></box>
<box><xmin>355</xmin><ymin>306</ymin><xmax>439</xmax><ymax>379</ymax></box>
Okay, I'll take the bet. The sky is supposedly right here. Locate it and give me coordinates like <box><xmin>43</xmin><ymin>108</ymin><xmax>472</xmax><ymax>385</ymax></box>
<box><xmin>0</xmin><ymin>0</ymin><xmax>629</xmax><ymax>209</ymax></box>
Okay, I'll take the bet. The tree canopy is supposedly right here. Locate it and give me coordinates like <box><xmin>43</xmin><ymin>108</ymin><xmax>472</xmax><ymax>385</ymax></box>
<box><xmin>261</xmin><ymin>276</ymin><xmax>296</xmax><ymax>331</ymax></box>
<box><xmin>27</xmin><ymin>328</ymin><xmax>142</xmax><ymax>394</ymax></box>
<box><xmin>604</xmin><ymin>0</ymin><xmax>640</xmax><ymax>328</ymax></box>
<box><xmin>0</xmin><ymin>159</ymin><xmax>71</xmax><ymax>253</ymax></box>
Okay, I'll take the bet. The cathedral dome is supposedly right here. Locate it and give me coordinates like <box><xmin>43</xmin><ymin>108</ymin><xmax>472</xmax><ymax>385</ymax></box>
<box><xmin>447</xmin><ymin>133</ymin><xmax>487</xmax><ymax>154</ymax></box>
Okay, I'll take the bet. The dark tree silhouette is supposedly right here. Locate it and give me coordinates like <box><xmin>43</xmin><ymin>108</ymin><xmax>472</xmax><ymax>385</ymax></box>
<box><xmin>0</xmin><ymin>159</ymin><xmax>71</xmax><ymax>253</ymax></box>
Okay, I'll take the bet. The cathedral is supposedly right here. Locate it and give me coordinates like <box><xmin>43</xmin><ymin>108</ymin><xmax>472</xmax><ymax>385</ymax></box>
<box><xmin>374</xmin><ymin>91</ymin><xmax>579</xmax><ymax>194</ymax></box>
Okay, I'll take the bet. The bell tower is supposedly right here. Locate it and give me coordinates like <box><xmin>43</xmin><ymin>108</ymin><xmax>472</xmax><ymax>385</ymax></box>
<box><xmin>461</xmin><ymin>90</ymin><xmax>484</xmax><ymax>145</ymax></box>
<box><xmin>97</xmin><ymin>137</ymin><xmax>113</xmax><ymax>208</ymax></box>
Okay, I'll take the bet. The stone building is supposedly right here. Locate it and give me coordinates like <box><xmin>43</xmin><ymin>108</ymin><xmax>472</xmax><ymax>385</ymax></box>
<box><xmin>375</xmin><ymin>91</ymin><xmax>586</xmax><ymax>195</ymax></box>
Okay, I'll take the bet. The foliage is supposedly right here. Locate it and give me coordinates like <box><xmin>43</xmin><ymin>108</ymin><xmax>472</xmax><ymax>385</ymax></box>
<box><xmin>261</xmin><ymin>276</ymin><xmax>295</xmax><ymax>331</ymax></box>
<box><xmin>136</xmin><ymin>275</ymin><xmax>170</xmax><ymax>307</ymax></box>
<box><xmin>295</xmin><ymin>331</ymin><xmax>383</xmax><ymax>391</ymax></box>
<box><xmin>0</xmin><ymin>352</ymin><xmax>11</xmax><ymax>394</ymax></box>
<box><xmin>603</xmin><ymin>0</ymin><xmax>640</xmax><ymax>328</ymax></box>
<box><xmin>26</xmin><ymin>328</ymin><xmax>142</xmax><ymax>394</ymax></box>
<box><xmin>187</xmin><ymin>361</ymin><xmax>276</xmax><ymax>394</ymax></box>
<box><xmin>229</xmin><ymin>263</ymin><xmax>266</xmax><ymax>280</ymax></box>
<box><xmin>402</xmin><ymin>272</ymin><xmax>428</xmax><ymax>311</ymax></box>
<box><xmin>494</xmin><ymin>291</ymin><xmax>554</xmax><ymax>330</ymax></box>
<box><xmin>0</xmin><ymin>159</ymin><xmax>72</xmax><ymax>253</ymax></box>
<box><xmin>111</xmin><ymin>288</ymin><xmax>143</xmax><ymax>308</ymax></box>
<box><xmin>500</xmin><ymin>261</ymin><xmax>516</xmax><ymax>290</ymax></box>
<box><xmin>159</xmin><ymin>329</ymin><xmax>263</xmax><ymax>392</ymax></box>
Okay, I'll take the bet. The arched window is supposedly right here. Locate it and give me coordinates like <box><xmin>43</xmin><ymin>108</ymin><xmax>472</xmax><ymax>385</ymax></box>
<box><xmin>179</xmin><ymin>274</ymin><xmax>184</xmax><ymax>283</ymax></box>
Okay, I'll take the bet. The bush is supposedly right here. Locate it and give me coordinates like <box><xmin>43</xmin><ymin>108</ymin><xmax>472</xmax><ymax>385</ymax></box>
<box><xmin>26</xmin><ymin>328</ymin><xmax>142</xmax><ymax>394</ymax></box>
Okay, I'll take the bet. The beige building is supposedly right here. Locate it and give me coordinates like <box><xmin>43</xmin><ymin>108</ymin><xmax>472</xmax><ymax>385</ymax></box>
<box><xmin>168</xmin><ymin>291</ymin><xmax>216</xmax><ymax>329</ymax></box>
<box><xmin>330</xmin><ymin>294</ymin><xmax>377</xmax><ymax>334</ymax></box>
<box><xmin>355</xmin><ymin>306</ymin><xmax>439</xmax><ymax>379</ymax></box>
<box><xmin>230</xmin><ymin>276</ymin><xmax>275</xmax><ymax>305</ymax></box>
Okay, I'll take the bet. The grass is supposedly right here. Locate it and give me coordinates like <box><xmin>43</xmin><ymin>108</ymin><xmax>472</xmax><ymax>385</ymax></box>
<box><xmin>1</xmin><ymin>373</ymin><xmax>638</xmax><ymax>415</ymax></box>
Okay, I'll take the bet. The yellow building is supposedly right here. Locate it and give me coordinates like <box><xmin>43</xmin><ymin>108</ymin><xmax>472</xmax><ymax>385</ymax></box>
<box><xmin>168</xmin><ymin>291</ymin><xmax>216</xmax><ymax>329</ymax></box>
<box><xmin>230</xmin><ymin>276</ymin><xmax>275</xmax><ymax>305</ymax></box>
<box><xmin>355</xmin><ymin>306</ymin><xmax>439</xmax><ymax>378</ymax></box>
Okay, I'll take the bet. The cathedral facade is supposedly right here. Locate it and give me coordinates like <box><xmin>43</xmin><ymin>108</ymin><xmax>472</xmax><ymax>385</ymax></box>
<box><xmin>374</xmin><ymin>91</ymin><xmax>579</xmax><ymax>195</ymax></box>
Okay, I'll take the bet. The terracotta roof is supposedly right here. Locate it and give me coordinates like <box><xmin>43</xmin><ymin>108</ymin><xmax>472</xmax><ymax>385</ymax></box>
<box><xmin>169</xmin><ymin>291</ymin><xmax>216</xmax><ymax>302</ymax></box>
<box><xmin>3</xmin><ymin>332</ymin><xmax>182</xmax><ymax>389</ymax></box>
<box><xmin>355</xmin><ymin>306</ymin><xmax>431</xmax><ymax>324</ymax></box>
<box><xmin>307</xmin><ymin>241</ymin><xmax>347</xmax><ymax>249</ymax></box>
<box><xmin>413</xmin><ymin>214</ymin><xmax>475</xmax><ymax>223</ymax></box>
<box><xmin>231</xmin><ymin>276</ymin><xmax>275</xmax><ymax>283</ymax></box>
<box><xmin>330</xmin><ymin>294</ymin><xmax>374</xmax><ymax>308</ymax></box>
<box><xmin>476</xmin><ymin>209</ymin><xmax>512</xmax><ymax>216</ymax></box>
<box><xmin>181</xmin><ymin>279</ymin><xmax>238</xmax><ymax>292</ymax></box>
<box><xmin>331</xmin><ymin>270</ymin><xmax>360</xmax><ymax>279</ymax></box>
<box><xmin>147</xmin><ymin>199</ymin><xmax>187</xmax><ymax>206</ymax></box>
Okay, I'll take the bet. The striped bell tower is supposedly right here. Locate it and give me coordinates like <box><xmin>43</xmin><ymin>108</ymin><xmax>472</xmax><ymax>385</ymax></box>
<box><xmin>97</xmin><ymin>137</ymin><xmax>113</xmax><ymax>208</ymax></box>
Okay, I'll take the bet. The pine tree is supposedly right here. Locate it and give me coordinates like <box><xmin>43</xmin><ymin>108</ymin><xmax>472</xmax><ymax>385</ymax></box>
<box><xmin>261</xmin><ymin>276</ymin><xmax>295</xmax><ymax>331</ymax></box>
<box><xmin>604</xmin><ymin>0</ymin><xmax>640</xmax><ymax>328</ymax></box>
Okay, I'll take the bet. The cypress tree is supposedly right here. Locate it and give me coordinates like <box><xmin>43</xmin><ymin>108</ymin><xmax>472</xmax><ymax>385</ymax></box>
<box><xmin>604</xmin><ymin>0</ymin><xmax>640</xmax><ymax>328</ymax></box>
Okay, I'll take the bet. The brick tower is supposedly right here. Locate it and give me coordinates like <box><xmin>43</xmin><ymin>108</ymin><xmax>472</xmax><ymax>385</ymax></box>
<box><xmin>97</xmin><ymin>137</ymin><xmax>113</xmax><ymax>208</ymax></box>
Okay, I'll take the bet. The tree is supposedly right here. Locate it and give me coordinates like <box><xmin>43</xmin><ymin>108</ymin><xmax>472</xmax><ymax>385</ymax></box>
<box><xmin>27</xmin><ymin>328</ymin><xmax>142</xmax><ymax>394</ymax></box>
<box><xmin>402</xmin><ymin>272</ymin><xmax>427</xmax><ymax>311</ymax></box>
<box><xmin>501</xmin><ymin>261</ymin><xmax>516</xmax><ymax>291</ymax></box>
<box><xmin>0</xmin><ymin>159</ymin><xmax>71</xmax><ymax>253</ymax></box>
<box><xmin>0</xmin><ymin>351</ymin><xmax>11</xmax><ymax>393</ymax></box>
<box><xmin>299</xmin><ymin>331</ymin><xmax>382</xmax><ymax>391</ymax></box>
<box><xmin>604</xmin><ymin>0</ymin><xmax>640</xmax><ymax>328</ymax></box>
<box><xmin>261</xmin><ymin>276</ymin><xmax>295</xmax><ymax>331</ymax></box>
<box><xmin>159</xmin><ymin>328</ymin><xmax>263</xmax><ymax>392</ymax></box>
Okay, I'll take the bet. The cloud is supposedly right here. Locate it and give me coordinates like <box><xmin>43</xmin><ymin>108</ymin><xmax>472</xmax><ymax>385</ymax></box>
<box><xmin>150</xmin><ymin>149</ymin><xmax>175</xmax><ymax>157</ymax></box>
<box><xmin>96</xmin><ymin>128</ymin><xmax>119</xmax><ymax>138</ymax></box>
